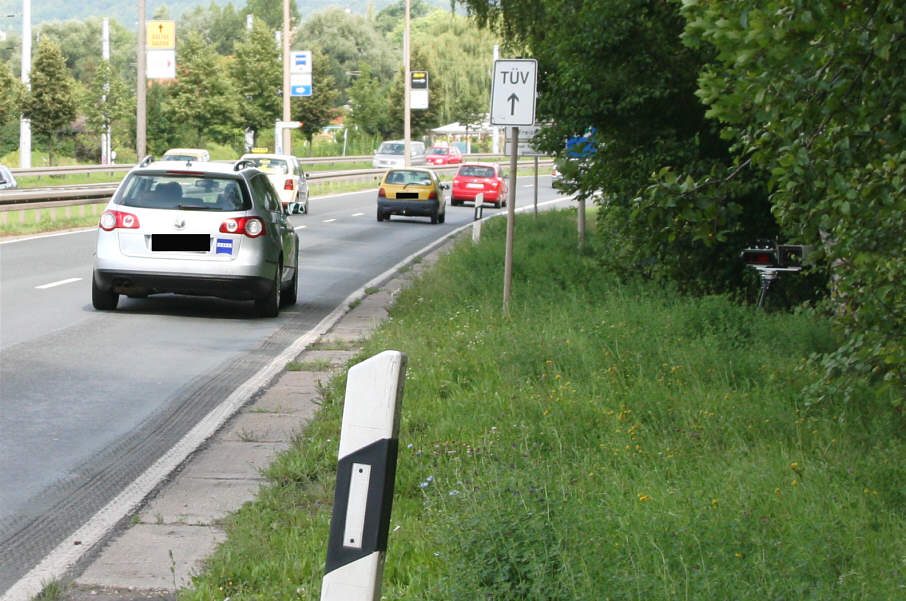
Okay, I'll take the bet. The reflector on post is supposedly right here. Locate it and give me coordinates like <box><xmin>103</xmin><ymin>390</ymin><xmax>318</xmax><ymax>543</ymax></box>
<box><xmin>321</xmin><ymin>351</ymin><xmax>407</xmax><ymax>601</ymax></box>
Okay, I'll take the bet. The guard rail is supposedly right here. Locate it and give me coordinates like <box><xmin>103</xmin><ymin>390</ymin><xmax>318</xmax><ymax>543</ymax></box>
<box><xmin>0</xmin><ymin>156</ymin><xmax>552</xmax><ymax>213</ymax></box>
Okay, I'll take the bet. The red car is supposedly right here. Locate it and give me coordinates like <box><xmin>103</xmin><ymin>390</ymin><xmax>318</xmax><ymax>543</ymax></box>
<box><xmin>425</xmin><ymin>145</ymin><xmax>463</xmax><ymax>165</ymax></box>
<box><xmin>451</xmin><ymin>163</ymin><xmax>509</xmax><ymax>208</ymax></box>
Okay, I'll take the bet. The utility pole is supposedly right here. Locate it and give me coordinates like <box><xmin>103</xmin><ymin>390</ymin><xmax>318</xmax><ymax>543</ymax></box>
<box><xmin>403</xmin><ymin>0</ymin><xmax>411</xmax><ymax>167</ymax></box>
<box><xmin>136</xmin><ymin>0</ymin><xmax>147</xmax><ymax>159</ymax></box>
<box><xmin>101</xmin><ymin>17</ymin><xmax>111</xmax><ymax>165</ymax></box>
<box><xmin>281</xmin><ymin>0</ymin><xmax>291</xmax><ymax>156</ymax></box>
<box><xmin>19</xmin><ymin>0</ymin><xmax>31</xmax><ymax>169</ymax></box>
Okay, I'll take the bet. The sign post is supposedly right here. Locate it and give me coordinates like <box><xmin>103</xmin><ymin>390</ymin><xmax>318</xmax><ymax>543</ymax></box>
<box><xmin>490</xmin><ymin>59</ymin><xmax>538</xmax><ymax>315</ymax></box>
<box><xmin>321</xmin><ymin>351</ymin><xmax>407</xmax><ymax>601</ymax></box>
<box><xmin>290</xmin><ymin>50</ymin><xmax>313</xmax><ymax>97</ymax></box>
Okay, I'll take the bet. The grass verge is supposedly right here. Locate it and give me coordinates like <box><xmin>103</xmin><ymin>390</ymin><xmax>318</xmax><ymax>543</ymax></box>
<box><xmin>179</xmin><ymin>210</ymin><xmax>905</xmax><ymax>600</ymax></box>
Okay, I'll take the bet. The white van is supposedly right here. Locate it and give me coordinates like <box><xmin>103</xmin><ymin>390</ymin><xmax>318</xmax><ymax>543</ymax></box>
<box><xmin>372</xmin><ymin>140</ymin><xmax>426</xmax><ymax>168</ymax></box>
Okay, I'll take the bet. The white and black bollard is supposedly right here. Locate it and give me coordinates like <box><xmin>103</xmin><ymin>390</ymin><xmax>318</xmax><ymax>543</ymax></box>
<box><xmin>473</xmin><ymin>192</ymin><xmax>484</xmax><ymax>221</ymax></box>
<box><xmin>321</xmin><ymin>350</ymin><xmax>407</xmax><ymax>601</ymax></box>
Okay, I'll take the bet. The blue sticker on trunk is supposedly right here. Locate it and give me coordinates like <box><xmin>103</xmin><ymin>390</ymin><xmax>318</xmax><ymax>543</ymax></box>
<box><xmin>216</xmin><ymin>238</ymin><xmax>234</xmax><ymax>255</ymax></box>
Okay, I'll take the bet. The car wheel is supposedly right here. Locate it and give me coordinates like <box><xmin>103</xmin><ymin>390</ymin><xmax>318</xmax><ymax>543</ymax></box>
<box><xmin>377</xmin><ymin>207</ymin><xmax>384</xmax><ymax>221</ymax></box>
<box><xmin>439</xmin><ymin>210</ymin><xmax>445</xmax><ymax>224</ymax></box>
<box><xmin>255</xmin><ymin>265</ymin><xmax>281</xmax><ymax>317</ymax></box>
<box><xmin>451</xmin><ymin>197</ymin><xmax>461</xmax><ymax>207</ymax></box>
<box><xmin>92</xmin><ymin>273</ymin><xmax>119</xmax><ymax>310</ymax></box>
<box><xmin>430</xmin><ymin>210</ymin><xmax>438</xmax><ymax>224</ymax></box>
<box><xmin>282</xmin><ymin>262</ymin><xmax>298</xmax><ymax>306</ymax></box>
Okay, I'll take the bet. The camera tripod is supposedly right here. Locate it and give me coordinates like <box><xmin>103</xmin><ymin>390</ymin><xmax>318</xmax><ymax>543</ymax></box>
<box><xmin>752</xmin><ymin>266</ymin><xmax>802</xmax><ymax>309</ymax></box>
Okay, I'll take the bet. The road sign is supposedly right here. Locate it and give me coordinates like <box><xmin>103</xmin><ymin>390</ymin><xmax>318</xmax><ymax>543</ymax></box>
<box><xmin>490</xmin><ymin>59</ymin><xmax>537</xmax><ymax>126</ymax></box>
<box><xmin>147</xmin><ymin>20</ymin><xmax>175</xmax><ymax>49</ymax></box>
<box><xmin>291</xmin><ymin>73</ymin><xmax>312</xmax><ymax>97</ymax></box>
<box><xmin>146</xmin><ymin>49</ymin><xmax>175</xmax><ymax>79</ymax></box>
<box><xmin>410</xmin><ymin>71</ymin><xmax>428</xmax><ymax>89</ymax></box>
<box><xmin>291</xmin><ymin>50</ymin><xmax>312</xmax><ymax>74</ymax></box>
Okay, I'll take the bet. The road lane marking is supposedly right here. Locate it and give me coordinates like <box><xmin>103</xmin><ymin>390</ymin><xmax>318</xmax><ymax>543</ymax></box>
<box><xmin>323</xmin><ymin>218</ymin><xmax>337</xmax><ymax>223</ymax></box>
<box><xmin>35</xmin><ymin>277</ymin><xmax>82</xmax><ymax>290</ymax></box>
<box><xmin>351</xmin><ymin>212</ymin><xmax>364</xmax><ymax>217</ymax></box>
<box><xmin>295</xmin><ymin>225</ymin><xmax>307</xmax><ymax>230</ymax></box>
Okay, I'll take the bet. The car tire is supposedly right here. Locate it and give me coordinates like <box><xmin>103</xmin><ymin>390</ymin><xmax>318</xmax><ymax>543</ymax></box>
<box><xmin>451</xmin><ymin>197</ymin><xmax>461</xmax><ymax>207</ymax></box>
<box><xmin>439</xmin><ymin>210</ymin><xmax>445</xmax><ymax>224</ymax></box>
<box><xmin>282</xmin><ymin>263</ymin><xmax>298</xmax><ymax>306</ymax></box>
<box><xmin>377</xmin><ymin>208</ymin><xmax>384</xmax><ymax>222</ymax></box>
<box><xmin>255</xmin><ymin>265</ymin><xmax>281</xmax><ymax>317</ymax></box>
<box><xmin>92</xmin><ymin>274</ymin><xmax>119</xmax><ymax>310</ymax></box>
<box><xmin>430</xmin><ymin>211</ymin><xmax>438</xmax><ymax>224</ymax></box>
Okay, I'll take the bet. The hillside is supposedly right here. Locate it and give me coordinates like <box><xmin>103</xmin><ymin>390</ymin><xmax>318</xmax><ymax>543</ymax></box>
<box><xmin>0</xmin><ymin>0</ymin><xmax>449</xmax><ymax>31</ymax></box>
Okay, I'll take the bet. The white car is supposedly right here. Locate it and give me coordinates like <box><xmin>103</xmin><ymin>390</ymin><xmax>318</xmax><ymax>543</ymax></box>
<box><xmin>237</xmin><ymin>153</ymin><xmax>310</xmax><ymax>214</ymax></box>
<box><xmin>92</xmin><ymin>157</ymin><xmax>300</xmax><ymax>317</ymax></box>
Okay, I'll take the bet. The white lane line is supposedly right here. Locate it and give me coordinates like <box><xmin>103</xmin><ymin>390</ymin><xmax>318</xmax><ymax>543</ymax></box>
<box><xmin>35</xmin><ymin>277</ymin><xmax>82</xmax><ymax>290</ymax></box>
<box><xmin>294</xmin><ymin>225</ymin><xmax>307</xmax><ymax>230</ymax></box>
<box><xmin>322</xmin><ymin>218</ymin><xmax>337</xmax><ymax>223</ymax></box>
<box><xmin>351</xmin><ymin>212</ymin><xmax>364</xmax><ymax>217</ymax></box>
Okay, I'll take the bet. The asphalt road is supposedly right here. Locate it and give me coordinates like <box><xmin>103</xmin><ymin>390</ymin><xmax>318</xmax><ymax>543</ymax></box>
<box><xmin>0</xmin><ymin>175</ymin><xmax>568</xmax><ymax>595</ymax></box>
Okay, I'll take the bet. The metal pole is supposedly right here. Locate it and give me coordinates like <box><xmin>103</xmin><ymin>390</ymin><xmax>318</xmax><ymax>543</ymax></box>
<box><xmin>533</xmin><ymin>155</ymin><xmax>538</xmax><ymax>218</ymax></box>
<box><xmin>18</xmin><ymin>0</ymin><xmax>31</xmax><ymax>169</ymax></box>
<box><xmin>578</xmin><ymin>197</ymin><xmax>585</xmax><ymax>251</ymax></box>
<box><xmin>281</xmin><ymin>0</ymin><xmax>291</xmax><ymax>156</ymax></box>
<box><xmin>491</xmin><ymin>45</ymin><xmax>499</xmax><ymax>156</ymax></box>
<box><xmin>136</xmin><ymin>0</ymin><xmax>147</xmax><ymax>159</ymax></box>
<box><xmin>503</xmin><ymin>126</ymin><xmax>517</xmax><ymax>315</ymax></box>
<box><xmin>101</xmin><ymin>17</ymin><xmax>110</xmax><ymax>165</ymax></box>
<box><xmin>403</xmin><ymin>0</ymin><xmax>411</xmax><ymax>167</ymax></box>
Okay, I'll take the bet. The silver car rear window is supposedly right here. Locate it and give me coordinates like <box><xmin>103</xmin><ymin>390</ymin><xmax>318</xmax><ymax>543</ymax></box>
<box><xmin>118</xmin><ymin>174</ymin><xmax>251</xmax><ymax>211</ymax></box>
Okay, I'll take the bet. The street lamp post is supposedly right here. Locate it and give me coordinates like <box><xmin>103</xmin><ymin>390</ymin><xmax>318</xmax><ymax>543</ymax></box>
<box><xmin>19</xmin><ymin>0</ymin><xmax>31</xmax><ymax>169</ymax></box>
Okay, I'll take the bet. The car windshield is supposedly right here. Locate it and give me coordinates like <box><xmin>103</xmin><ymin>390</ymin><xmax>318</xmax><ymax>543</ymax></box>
<box><xmin>428</xmin><ymin>147</ymin><xmax>448</xmax><ymax>155</ymax></box>
<box><xmin>247</xmin><ymin>158</ymin><xmax>288</xmax><ymax>174</ymax></box>
<box><xmin>117</xmin><ymin>174</ymin><xmax>250</xmax><ymax>211</ymax></box>
<box><xmin>378</xmin><ymin>143</ymin><xmax>405</xmax><ymax>155</ymax></box>
<box><xmin>459</xmin><ymin>166</ymin><xmax>496</xmax><ymax>178</ymax></box>
<box><xmin>385</xmin><ymin>170</ymin><xmax>433</xmax><ymax>186</ymax></box>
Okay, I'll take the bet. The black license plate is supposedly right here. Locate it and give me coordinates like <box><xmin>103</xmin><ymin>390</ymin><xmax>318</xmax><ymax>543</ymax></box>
<box><xmin>395</xmin><ymin>192</ymin><xmax>420</xmax><ymax>199</ymax></box>
<box><xmin>152</xmin><ymin>234</ymin><xmax>211</xmax><ymax>252</ymax></box>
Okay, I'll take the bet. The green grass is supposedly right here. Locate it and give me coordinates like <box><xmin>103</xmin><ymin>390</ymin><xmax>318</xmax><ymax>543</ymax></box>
<box><xmin>0</xmin><ymin>203</ymin><xmax>105</xmax><ymax>237</ymax></box>
<box><xmin>179</xmin><ymin>210</ymin><xmax>905</xmax><ymax>601</ymax></box>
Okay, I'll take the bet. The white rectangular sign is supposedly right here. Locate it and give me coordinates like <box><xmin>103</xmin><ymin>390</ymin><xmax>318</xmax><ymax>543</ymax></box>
<box><xmin>146</xmin><ymin>49</ymin><xmax>175</xmax><ymax>79</ymax></box>
<box><xmin>291</xmin><ymin>50</ymin><xmax>312</xmax><ymax>74</ymax></box>
<box><xmin>490</xmin><ymin>59</ymin><xmax>537</xmax><ymax>126</ymax></box>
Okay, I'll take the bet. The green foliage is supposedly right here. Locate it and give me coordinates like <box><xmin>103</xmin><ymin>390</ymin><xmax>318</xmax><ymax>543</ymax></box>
<box><xmin>242</xmin><ymin>0</ymin><xmax>300</xmax><ymax>32</ymax></box>
<box><xmin>291</xmin><ymin>48</ymin><xmax>340</xmax><ymax>145</ymax></box>
<box><xmin>22</xmin><ymin>38</ymin><xmax>77</xmax><ymax>166</ymax></box>
<box><xmin>178</xmin><ymin>211</ymin><xmax>904</xmax><ymax>601</ymax></box>
<box><xmin>80</xmin><ymin>60</ymin><xmax>134</xmax><ymax>162</ymax></box>
<box><xmin>231</xmin><ymin>17</ymin><xmax>282</xmax><ymax>143</ymax></box>
<box><xmin>298</xmin><ymin>8</ymin><xmax>397</xmax><ymax>105</ymax></box>
<box><xmin>164</xmin><ymin>30</ymin><xmax>242</xmax><ymax>148</ymax></box>
<box><xmin>0</xmin><ymin>61</ymin><xmax>24</xmax><ymax>127</ymax></box>
<box><xmin>681</xmin><ymin>0</ymin><xmax>906</xmax><ymax>399</ymax></box>
<box><xmin>346</xmin><ymin>62</ymin><xmax>396</xmax><ymax>138</ymax></box>
<box><xmin>182</xmin><ymin>2</ymin><xmax>246</xmax><ymax>56</ymax></box>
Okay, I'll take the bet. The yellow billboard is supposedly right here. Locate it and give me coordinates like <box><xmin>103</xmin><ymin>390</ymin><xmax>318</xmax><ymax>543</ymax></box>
<box><xmin>147</xmin><ymin>20</ymin><xmax>175</xmax><ymax>49</ymax></box>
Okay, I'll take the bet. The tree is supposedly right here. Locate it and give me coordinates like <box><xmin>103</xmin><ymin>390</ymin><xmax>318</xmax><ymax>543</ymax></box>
<box><xmin>291</xmin><ymin>48</ymin><xmax>340</xmax><ymax>150</ymax></box>
<box><xmin>243</xmin><ymin>0</ymin><xmax>300</xmax><ymax>32</ymax></box>
<box><xmin>39</xmin><ymin>18</ymin><xmax>135</xmax><ymax>86</ymax></box>
<box><xmin>409</xmin><ymin>9</ymin><xmax>499</xmax><ymax>126</ymax></box>
<box><xmin>297</xmin><ymin>8</ymin><xmax>395</xmax><ymax>105</ymax></box>
<box><xmin>347</xmin><ymin>62</ymin><xmax>395</xmax><ymax>138</ymax></box>
<box><xmin>681</xmin><ymin>0</ymin><xmax>906</xmax><ymax>401</ymax></box>
<box><xmin>182</xmin><ymin>2</ymin><xmax>246</xmax><ymax>56</ymax></box>
<box><xmin>81</xmin><ymin>60</ymin><xmax>133</xmax><ymax>161</ymax></box>
<box><xmin>164</xmin><ymin>30</ymin><xmax>242</xmax><ymax>148</ymax></box>
<box><xmin>22</xmin><ymin>38</ymin><xmax>77</xmax><ymax>166</ymax></box>
<box><xmin>232</xmin><ymin>17</ymin><xmax>282</xmax><ymax>146</ymax></box>
<box><xmin>0</xmin><ymin>61</ymin><xmax>24</xmax><ymax>128</ymax></box>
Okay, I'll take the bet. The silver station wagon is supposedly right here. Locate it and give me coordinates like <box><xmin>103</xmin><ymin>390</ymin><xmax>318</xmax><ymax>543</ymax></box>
<box><xmin>92</xmin><ymin>157</ymin><xmax>300</xmax><ymax>317</ymax></box>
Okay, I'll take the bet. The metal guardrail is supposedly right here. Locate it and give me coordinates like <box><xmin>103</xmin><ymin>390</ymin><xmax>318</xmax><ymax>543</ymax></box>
<box><xmin>0</xmin><ymin>155</ymin><xmax>551</xmax><ymax>212</ymax></box>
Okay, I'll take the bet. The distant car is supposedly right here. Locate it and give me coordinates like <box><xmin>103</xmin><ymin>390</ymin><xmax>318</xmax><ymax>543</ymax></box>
<box><xmin>425</xmin><ymin>145</ymin><xmax>462</xmax><ymax>165</ymax></box>
<box><xmin>377</xmin><ymin>167</ymin><xmax>448</xmax><ymax>224</ymax></box>
<box><xmin>551</xmin><ymin>162</ymin><xmax>561</xmax><ymax>187</ymax></box>
<box><xmin>161</xmin><ymin>148</ymin><xmax>211</xmax><ymax>163</ymax></box>
<box><xmin>238</xmin><ymin>153</ymin><xmax>310</xmax><ymax>214</ymax></box>
<box><xmin>450</xmin><ymin>163</ymin><xmax>508</xmax><ymax>208</ymax></box>
<box><xmin>372</xmin><ymin>140</ymin><xmax>426</xmax><ymax>168</ymax></box>
<box><xmin>92</xmin><ymin>157</ymin><xmax>300</xmax><ymax>317</ymax></box>
<box><xmin>0</xmin><ymin>163</ymin><xmax>16</xmax><ymax>190</ymax></box>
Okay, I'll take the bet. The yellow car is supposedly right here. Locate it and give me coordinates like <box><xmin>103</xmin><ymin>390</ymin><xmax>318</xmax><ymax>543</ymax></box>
<box><xmin>376</xmin><ymin>167</ymin><xmax>448</xmax><ymax>224</ymax></box>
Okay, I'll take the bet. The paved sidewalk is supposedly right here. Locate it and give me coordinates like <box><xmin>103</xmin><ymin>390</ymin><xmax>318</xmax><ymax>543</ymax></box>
<box><xmin>57</xmin><ymin>239</ymin><xmax>456</xmax><ymax>601</ymax></box>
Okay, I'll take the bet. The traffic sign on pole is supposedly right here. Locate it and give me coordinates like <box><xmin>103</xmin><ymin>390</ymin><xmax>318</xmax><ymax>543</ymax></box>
<box><xmin>490</xmin><ymin>59</ymin><xmax>537</xmax><ymax>126</ymax></box>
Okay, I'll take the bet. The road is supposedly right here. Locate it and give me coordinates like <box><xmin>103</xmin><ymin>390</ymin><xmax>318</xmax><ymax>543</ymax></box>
<box><xmin>0</xmin><ymin>176</ymin><xmax>568</xmax><ymax>594</ymax></box>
